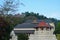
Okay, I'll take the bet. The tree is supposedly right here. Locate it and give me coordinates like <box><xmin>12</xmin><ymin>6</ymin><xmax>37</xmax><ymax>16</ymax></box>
<box><xmin>0</xmin><ymin>17</ymin><xmax>11</xmax><ymax>40</ymax></box>
<box><xmin>18</xmin><ymin>33</ymin><xmax>29</xmax><ymax>40</ymax></box>
<box><xmin>0</xmin><ymin>0</ymin><xmax>19</xmax><ymax>15</ymax></box>
<box><xmin>0</xmin><ymin>0</ymin><xmax>20</xmax><ymax>40</ymax></box>
<box><xmin>22</xmin><ymin>12</ymin><xmax>47</xmax><ymax>20</ymax></box>
<box><xmin>55</xmin><ymin>21</ymin><xmax>60</xmax><ymax>34</ymax></box>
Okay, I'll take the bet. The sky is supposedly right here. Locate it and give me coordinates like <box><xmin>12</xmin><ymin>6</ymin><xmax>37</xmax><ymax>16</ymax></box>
<box><xmin>0</xmin><ymin>0</ymin><xmax>60</xmax><ymax>20</ymax></box>
<box><xmin>19</xmin><ymin>0</ymin><xmax>60</xmax><ymax>20</ymax></box>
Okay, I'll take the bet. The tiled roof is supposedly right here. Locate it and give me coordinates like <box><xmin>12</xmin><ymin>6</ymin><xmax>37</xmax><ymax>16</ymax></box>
<box><xmin>37</xmin><ymin>21</ymin><xmax>49</xmax><ymax>27</ymax></box>
<box><xmin>14</xmin><ymin>23</ymin><xmax>37</xmax><ymax>28</ymax></box>
<box><xmin>15</xmin><ymin>20</ymin><xmax>53</xmax><ymax>28</ymax></box>
<box><xmin>14</xmin><ymin>20</ymin><xmax>54</xmax><ymax>34</ymax></box>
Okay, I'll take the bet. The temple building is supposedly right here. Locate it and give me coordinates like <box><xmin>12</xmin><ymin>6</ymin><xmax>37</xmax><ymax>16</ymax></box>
<box><xmin>10</xmin><ymin>20</ymin><xmax>57</xmax><ymax>40</ymax></box>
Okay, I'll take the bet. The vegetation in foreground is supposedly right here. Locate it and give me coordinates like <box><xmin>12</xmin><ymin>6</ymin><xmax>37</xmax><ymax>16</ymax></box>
<box><xmin>56</xmin><ymin>34</ymin><xmax>60</xmax><ymax>40</ymax></box>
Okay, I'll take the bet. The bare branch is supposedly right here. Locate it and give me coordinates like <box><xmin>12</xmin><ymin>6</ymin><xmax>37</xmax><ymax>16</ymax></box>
<box><xmin>0</xmin><ymin>0</ymin><xmax>19</xmax><ymax>15</ymax></box>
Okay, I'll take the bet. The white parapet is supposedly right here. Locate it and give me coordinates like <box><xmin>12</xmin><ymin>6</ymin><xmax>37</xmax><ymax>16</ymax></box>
<box><xmin>29</xmin><ymin>28</ymin><xmax>57</xmax><ymax>40</ymax></box>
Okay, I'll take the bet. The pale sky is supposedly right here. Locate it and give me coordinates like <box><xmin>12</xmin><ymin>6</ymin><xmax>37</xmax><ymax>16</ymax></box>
<box><xmin>0</xmin><ymin>0</ymin><xmax>60</xmax><ymax>20</ymax></box>
<box><xmin>19</xmin><ymin>0</ymin><xmax>60</xmax><ymax>20</ymax></box>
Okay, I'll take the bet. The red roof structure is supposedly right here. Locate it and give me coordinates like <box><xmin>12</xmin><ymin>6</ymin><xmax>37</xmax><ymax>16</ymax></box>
<box><xmin>37</xmin><ymin>21</ymin><xmax>49</xmax><ymax>28</ymax></box>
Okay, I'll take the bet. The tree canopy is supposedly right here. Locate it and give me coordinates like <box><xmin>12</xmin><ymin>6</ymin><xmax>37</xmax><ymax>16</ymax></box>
<box><xmin>0</xmin><ymin>17</ymin><xmax>11</xmax><ymax>40</ymax></box>
<box><xmin>0</xmin><ymin>0</ymin><xmax>19</xmax><ymax>15</ymax></box>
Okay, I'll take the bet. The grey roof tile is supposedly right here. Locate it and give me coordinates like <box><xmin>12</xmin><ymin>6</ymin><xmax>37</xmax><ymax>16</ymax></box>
<box><xmin>15</xmin><ymin>23</ymin><xmax>37</xmax><ymax>28</ymax></box>
<box><xmin>14</xmin><ymin>20</ymin><xmax>53</xmax><ymax>28</ymax></box>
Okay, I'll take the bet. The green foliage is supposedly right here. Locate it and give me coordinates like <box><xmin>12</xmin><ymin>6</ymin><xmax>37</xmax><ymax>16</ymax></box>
<box><xmin>0</xmin><ymin>17</ymin><xmax>11</xmax><ymax>40</ymax></box>
<box><xmin>55</xmin><ymin>21</ymin><xmax>60</xmax><ymax>34</ymax></box>
<box><xmin>23</xmin><ymin>12</ymin><xmax>47</xmax><ymax>20</ymax></box>
<box><xmin>18</xmin><ymin>34</ymin><xmax>29</xmax><ymax>40</ymax></box>
<box><xmin>56</xmin><ymin>34</ymin><xmax>60</xmax><ymax>40</ymax></box>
